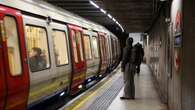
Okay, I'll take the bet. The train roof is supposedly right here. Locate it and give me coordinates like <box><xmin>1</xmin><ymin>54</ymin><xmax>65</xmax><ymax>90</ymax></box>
<box><xmin>0</xmin><ymin>0</ymin><xmax>110</xmax><ymax>34</ymax></box>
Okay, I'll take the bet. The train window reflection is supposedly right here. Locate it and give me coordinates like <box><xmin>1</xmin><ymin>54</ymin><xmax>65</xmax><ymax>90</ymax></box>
<box><xmin>25</xmin><ymin>25</ymin><xmax>50</xmax><ymax>72</ymax></box>
<box><xmin>83</xmin><ymin>35</ymin><xmax>92</xmax><ymax>60</ymax></box>
<box><xmin>92</xmin><ymin>36</ymin><xmax>99</xmax><ymax>58</ymax></box>
<box><xmin>4</xmin><ymin>16</ymin><xmax>22</xmax><ymax>76</ymax></box>
<box><xmin>72</xmin><ymin>30</ymin><xmax>79</xmax><ymax>63</ymax></box>
<box><xmin>52</xmin><ymin>30</ymin><xmax>69</xmax><ymax>66</ymax></box>
<box><xmin>76</xmin><ymin>32</ymin><xmax>84</xmax><ymax>61</ymax></box>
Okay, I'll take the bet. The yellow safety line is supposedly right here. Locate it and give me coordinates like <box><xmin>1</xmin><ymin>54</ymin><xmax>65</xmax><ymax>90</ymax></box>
<box><xmin>70</xmin><ymin>73</ymin><xmax>120</xmax><ymax>110</ymax></box>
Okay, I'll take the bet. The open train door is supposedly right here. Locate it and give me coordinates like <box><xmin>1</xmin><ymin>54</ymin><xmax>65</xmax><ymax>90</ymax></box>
<box><xmin>68</xmin><ymin>25</ymin><xmax>87</xmax><ymax>95</ymax></box>
<box><xmin>0</xmin><ymin>6</ymin><xmax>29</xmax><ymax>110</ymax></box>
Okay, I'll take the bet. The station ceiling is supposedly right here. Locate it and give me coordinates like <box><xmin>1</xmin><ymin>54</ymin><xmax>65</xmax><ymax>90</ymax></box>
<box><xmin>45</xmin><ymin>0</ymin><xmax>158</xmax><ymax>33</ymax></box>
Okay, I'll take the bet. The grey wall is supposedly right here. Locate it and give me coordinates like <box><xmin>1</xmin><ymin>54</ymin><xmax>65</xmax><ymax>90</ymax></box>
<box><xmin>146</xmin><ymin>0</ymin><xmax>195</xmax><ymax>110</ymax></box>
<box><xmin>145</xmin><ymin>0</ymin><xmax>184</xmax><ymax>110</ymax></box>
<box><xmin>182</xmin><ymin>0</ymin><xmax>195</xmax><ymax>110</ymax></box>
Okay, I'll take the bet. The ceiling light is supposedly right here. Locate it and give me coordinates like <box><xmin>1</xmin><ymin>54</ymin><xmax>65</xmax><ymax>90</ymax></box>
<box><xmin>112</xmin><ymin>18</ymin><xmax>116</xmax><ymax>22</ymax></box>
<box><xmin>89</xmin><ymin>0</ymin><xmax>99</xmax><ymax>8</ymax></box>
<box><xmin>100</xmin><ymin>8</ymin><xmax>106</xmax><ymax>14</ymax></box>
<box><xmin>89</xmin><ymin>0</ymin><xmax>125</xmax><ymax>32</ymax></box>
<box><xmin>107</xmin><ymin>14</ymin><xmax>112</xmax><ymax>19</ymax></box>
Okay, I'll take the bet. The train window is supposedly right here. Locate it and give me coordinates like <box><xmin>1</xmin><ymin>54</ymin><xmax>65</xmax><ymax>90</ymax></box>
<box><xmin>76</xmin><ymin>31</ymin><xmax>84</xmax><ymax>61</ymax></box>
<box><xmin>4</xmin><ymin>16</ymin><xmax>22</xmax><ymax>76</ymax></box>
<box><xmin>92</xmin><ymin>36</ymin><xmax>99</xmax><ymax>58</ymax></box>
<box><xmin>52</xmin><ymin>30</ymin><xmax>69</xmax><ymax>66</ymax></box>
<box><xmin>25</xmin><ymin>25</ymin><xmax>50</xmax><ymax>72</ymax></box>
<box><xmin>72</xmin><ymin>30</ymin><xmax>79</xmax><ymax>63</ymax></box>
<box><xmin>83</xmin><ymin>35</ymin><xmax>92</xmax><ymax>60</ymax></box>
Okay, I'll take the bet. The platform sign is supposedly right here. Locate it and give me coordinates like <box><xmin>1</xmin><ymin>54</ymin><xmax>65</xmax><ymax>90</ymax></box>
<box><xmin>172</xmin><ymin>0</ymin><xmax>182</xmax><ymax>47</ymax></box>
<box><xmin>174</xmin><ymin>34</ymin><xmax>182</xmax><ymax>47</ymax></box>
<box><xmin>171</xmin><ymin>0</ymin><xmax>182</xmax><ymax>72</ymax></box>
<box><xmin>174</xmin><ymin>10</ymin><xmax>182</xmax><ymax>47</ymax></box>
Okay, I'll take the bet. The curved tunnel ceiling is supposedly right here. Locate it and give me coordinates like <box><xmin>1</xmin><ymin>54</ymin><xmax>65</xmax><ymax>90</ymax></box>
<box><xmin>45</xmin><ymin>0</ymin><xmax>159</xmax><ymax>33</ymax></box>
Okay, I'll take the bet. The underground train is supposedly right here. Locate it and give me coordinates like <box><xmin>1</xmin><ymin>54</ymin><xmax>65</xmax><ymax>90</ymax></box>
<box><xmin>0</xmin><ymin>0</ymin><xmax>121</xmax><ymax>110</ymax></box>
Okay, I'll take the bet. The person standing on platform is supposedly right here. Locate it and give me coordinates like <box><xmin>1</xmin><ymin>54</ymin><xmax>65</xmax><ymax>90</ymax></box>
<box><xmin>134</xmin><ymin>42</ymin><xmax>144</xmax><ymax>76</ymax></box>
<box><xmin>120</xmin><ymin>37</ymin><xmax>136</xmax><ymax>100</ymax></box>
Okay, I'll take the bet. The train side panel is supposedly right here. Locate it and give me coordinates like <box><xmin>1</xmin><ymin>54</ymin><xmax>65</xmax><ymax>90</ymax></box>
<box><xmin>83</xmin><ymin>30</ymin><xmax>100</xmax><ymax>83</ymax></box>
<box><xmin>106</xmin><ymin>34</ymin><xmax>112</xmax><ymax>72</ymax></box>
<box><xmin>50</xmin><ymin>22</ymin><xmax>72</xmax><ymax>95</ymax></box>
<box><xmin>23</xmin><ymin>15</ymin><xmax>71</xmax><ymax>107</ymax></box>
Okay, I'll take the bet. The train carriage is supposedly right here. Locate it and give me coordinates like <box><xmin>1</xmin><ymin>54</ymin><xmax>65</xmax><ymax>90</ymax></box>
<box><xmin>0</xmin><ymin>0</ymin><xmax>121</xmax><ymax>110</ymax></box>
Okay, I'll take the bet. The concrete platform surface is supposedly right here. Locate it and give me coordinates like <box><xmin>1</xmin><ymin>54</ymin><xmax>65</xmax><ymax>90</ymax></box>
<box><xmin>107</xmin><ymin>64</ymin><xmax>167</xmax><ymax>110</ymax></box>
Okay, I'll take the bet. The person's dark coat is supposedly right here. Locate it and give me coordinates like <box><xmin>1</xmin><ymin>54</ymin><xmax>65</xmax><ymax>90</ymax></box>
<box><xmin>29</xmin><ymin>55</ymin><xmax>46</xmax><ymax>72</ymax></box>
<box><xmin>134</xmin><ymin>43</ymin><xmax>144</xmax><ymax>65</ymax></box>
<box><xmin>121</xmin><ymin>38</ymin><xmax>133</xmax><ymax>72</ymax></box>
<box><xmin>121</xmin><ymin>37</ymin><xmax>135</xmax><ymax>99</ymax></box>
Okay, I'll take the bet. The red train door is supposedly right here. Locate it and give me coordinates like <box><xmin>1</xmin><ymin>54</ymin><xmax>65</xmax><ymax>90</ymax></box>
<box><xmin>0</xmin><ymin>24</ymin><xmax>6</xmax><ymax>110</ymax></box>
<box><xmin>0</xmin><ymin>6</ymin><xmax>29</xmax><ymax>110</ymax></box>
<box><xmin>98</xmin><ymin>33</ymin><xmax>107</xmax><ymax>75</ymax></box>
<box><xmin>68</xmin><ymin>25</ymin><xmax>86</xmax><ymax>95</ymax></box>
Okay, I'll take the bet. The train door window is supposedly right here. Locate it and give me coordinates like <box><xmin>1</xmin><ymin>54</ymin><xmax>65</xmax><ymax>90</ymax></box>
<box><xmin>92</xmin><ymin>36</ymin><xmax>99</xmax><ymax>58</ymax></box>
<box><xmin>76</xmin><ymin>31</ymin><xmax>84</xmax><ymax>61</ymax></box>
<box><xmin>4</xmin><ymin>16</ymin><xmax>22</xmax><ymax>76</ymax></box>
<box><xmin>25</xmin><ymin>25</ymin><xmax>50</xmax><ymax>72</ymax></box>
<box><xmin>83</xmin><ymin>35</ymin><xmax>92</xmax><ymax>60</ymax></box>
<box><xmin>72</xmin><ymin>30</ymin><xmax>79</xmax><ymax>63</ymax></box>
<box><xmin>52</xmin><ymin>30</ymin><xmax>69</xmax><ymax>66</ymax></box>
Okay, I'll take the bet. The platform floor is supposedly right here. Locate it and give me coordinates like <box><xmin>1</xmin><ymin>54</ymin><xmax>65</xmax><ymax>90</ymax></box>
<box><xmin>108</xmin><ymin>64</ymin><xmax>167</xmax><ymax>110</ymax></box>
<box><xmin>60</xmin><ymin>64</ymin><xmax>167</xmax><ymax>110</ymax></box>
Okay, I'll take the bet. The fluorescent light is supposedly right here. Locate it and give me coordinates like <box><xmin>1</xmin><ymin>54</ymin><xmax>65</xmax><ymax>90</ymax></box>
<box><xmin>89</xmin><ymin>0</ymin><xmax>99</xmax><ymax>8</ymax></box>
<box><xmin>107</xmin><ymin>14</ymin><xmax>112</xmax><ymax>19</ymax></box>
<box><xmin>112</xmin><ymin>18</ymin><xmax>116</xmax><ymax>22</ymax></box>
<box><xmin>100</xmin><ymin>8</ymin><xmax>106</xmax><ymax>14</ymax></box>
<box><xmin>89</xmin><ymin>0</ymin><xmax>125</xmax><ymax>32</ymax></box>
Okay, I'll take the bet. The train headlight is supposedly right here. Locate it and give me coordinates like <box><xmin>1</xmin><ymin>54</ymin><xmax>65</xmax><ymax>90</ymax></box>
<box><xmin>88</xmin><ymin>78</ymin><xmax>91</xmax><ymax>82</ymax></box>
<box><xmin>78</xmin><ymin>85</ymin><xmax>83</xmax><ymax>89</ymax></box>
<box><xmin>60</xmin><ymin>92</ymin><xmax>65</xmax><ymax>96</ymax></box>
